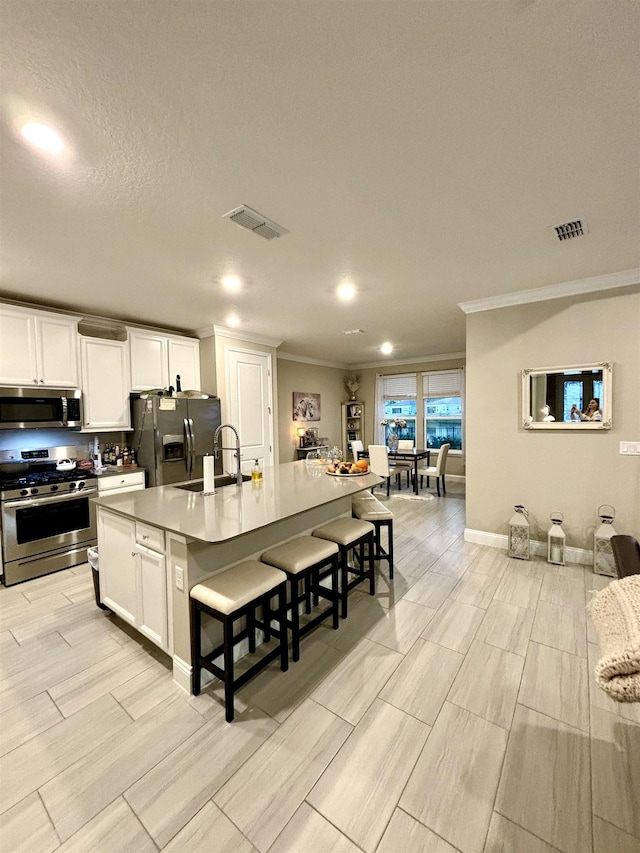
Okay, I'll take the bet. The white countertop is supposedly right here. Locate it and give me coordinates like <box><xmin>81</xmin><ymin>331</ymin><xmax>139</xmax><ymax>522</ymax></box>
<box><xmin>93</xmin><ymin>461</ymin><xmax>381</xmax><ymax>543</ymax></box>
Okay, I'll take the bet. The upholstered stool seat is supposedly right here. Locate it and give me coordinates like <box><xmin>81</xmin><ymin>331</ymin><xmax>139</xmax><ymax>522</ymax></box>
<box><xmin>312</xmin><ymin>517</ymin><xmax>375</xmax><ymax>618</ymax></box>
<box><xmin>190</xmin><ymin>560</ymin><xmax>288</xmax><ymax>722</ymax></box>
<box><xmin>352</xmin><ymin>495</ymin><xmax>394</xmax><ymax>579</ymax></box>
<box><xmin>261</xmin><ymin>536</ymin><xmax>339</xmax><ymax>662</ymax></box>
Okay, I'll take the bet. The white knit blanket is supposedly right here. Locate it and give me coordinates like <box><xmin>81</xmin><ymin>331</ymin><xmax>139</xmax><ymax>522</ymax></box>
<box><xmin>588</xmin><ymin>575</ymin><xmax>640</xmax><ymax>702</ymax></box>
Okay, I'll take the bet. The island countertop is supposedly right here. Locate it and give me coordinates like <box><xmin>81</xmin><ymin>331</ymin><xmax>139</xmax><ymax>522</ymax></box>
<box><xmin>93</xmin><ymin>460</ymin><xmax>381</xmax><ymax>543</ymax></box>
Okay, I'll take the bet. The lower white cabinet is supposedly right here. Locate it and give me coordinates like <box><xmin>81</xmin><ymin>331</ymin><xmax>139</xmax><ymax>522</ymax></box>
<box><xmin>97</xmin><ymin>470</ymin><xmax>145</xmax><ymax>496</ymax></box>
<box><xmin>98</xmin><ymin>509</ymin><xmax>169</xmax><ymax>652</ymax></box>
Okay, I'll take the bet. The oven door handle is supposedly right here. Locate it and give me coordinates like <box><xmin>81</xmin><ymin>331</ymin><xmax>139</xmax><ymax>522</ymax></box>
<box><xmin>4</xmin><ymin>488</ymin><xmax>98</xmax><ymax>510</ymax></box>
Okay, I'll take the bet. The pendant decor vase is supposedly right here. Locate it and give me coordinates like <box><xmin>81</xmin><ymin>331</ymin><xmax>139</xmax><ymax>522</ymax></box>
<box><xmin>387</xmin><ymin>434</ymin><xmax>399</xmax><ymax>452</ymax></box>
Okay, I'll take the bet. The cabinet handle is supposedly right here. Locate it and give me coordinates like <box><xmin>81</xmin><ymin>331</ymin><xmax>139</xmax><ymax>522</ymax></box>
<box><xmin>131</xmin><ymin>551</ymin><xmax>138</xmax><ymax>557</ymax></box>
<box><xmin>142</xmin><ymin>534</ymin><xmax>149</xmax><ymax>540</ymax></box>
<box><xmin>33</xmin><ymin>378</ymin><xmax>38</xmax><ymax>384</ymax></box>
<box><xmin>40</xmin><ymin>379</ymin><xmax>45</xmax><ymax>384</ymax></box>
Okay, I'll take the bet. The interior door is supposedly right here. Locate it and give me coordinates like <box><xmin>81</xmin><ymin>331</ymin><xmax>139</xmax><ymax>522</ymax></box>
<box><xmin>226</xmin><ymin>347</ymin><xmax>273</xmax><ymax>473</ymax></box>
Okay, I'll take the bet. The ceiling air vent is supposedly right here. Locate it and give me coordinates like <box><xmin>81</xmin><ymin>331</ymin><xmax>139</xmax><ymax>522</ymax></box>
<box><xmin>223</xmin><ymin>205</ymin><xmax>289</xmax><ymax>240</ymax></box>
<box><xmin>343</xmin><ymin>329</ymin><xmax>365</xmax><ymax>335</ymax></box>
<box><xmin>551</xmin><ymin>219</ymin><xmax>588</xmax><ymax>241</ymax></box>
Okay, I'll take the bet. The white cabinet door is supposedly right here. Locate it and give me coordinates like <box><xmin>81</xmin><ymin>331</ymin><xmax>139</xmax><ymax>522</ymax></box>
<box><xmin>80</xmin><ymin>337</ymin><xmax>131</xmax><ymax>430</ymax></box>
<box><xmin>137</xmin><ymin>544</ymin><xmax>168</xmax><ymax>650</ymax></box>
<box><xmin>98</xmin><ymin>510</ymin><xmax>138</xmax><ymax>626</ymax></box>
<box><xmin>168</xmin><ymin>336</ymin><xmax>200</xmax><ymax>391</ymax></box>
<box><xmin>0</xmin><ymin>305</ymin><xmax>39</xmax><ymax>385</ymax></box>
<box><xmin>0</xmin><ymin>306</ymin><xmax>79</xmax><ymax>387</ymax></box>
<box><xmin>35</xmin><ymin>313</ymin><xmax>79</xmax><ymax>387</ymax></box>
<box><xmin>129</xmin><ymin>330</ymin><xmax>169</xmax><ymax>391</ymax></box>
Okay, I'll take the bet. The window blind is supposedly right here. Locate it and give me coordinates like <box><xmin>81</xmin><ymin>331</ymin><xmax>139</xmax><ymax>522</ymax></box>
<box><xmin>380</xmin><ymin>373</ymin><xmax>417</xmax><ymax>398</ymax></box>
<box><xmin>422</xmin><ymin>369</ymin><xmax>463</xmax><ymax>397</ymax></box>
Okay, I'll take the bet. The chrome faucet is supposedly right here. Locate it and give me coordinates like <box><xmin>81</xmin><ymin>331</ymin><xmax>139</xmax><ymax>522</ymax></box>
<box><xmin>214</xmin><ymin>423</ymin><xmax>243</xmax><ymax>485</ymax></box>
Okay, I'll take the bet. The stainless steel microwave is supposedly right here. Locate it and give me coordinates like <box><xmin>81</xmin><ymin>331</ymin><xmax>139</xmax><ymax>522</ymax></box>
<box><xmin>0</xmin><ymin>387</ymin><xmax>83</xmax><ymax>429</ymax></box>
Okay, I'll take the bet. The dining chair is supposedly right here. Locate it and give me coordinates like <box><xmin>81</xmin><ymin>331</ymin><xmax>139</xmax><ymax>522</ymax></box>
<box><xmin>350</xmin><ymin>439</ymin><xmax>364</xmax><ymax>461</ymax></box>
<box><xmin>418</xmin><ymin>443</ymin><xmax>450</xmax><ymax>496</ymax></box>
<box><xmin>393</xmin><ymin>439</ymin><xmax>413</xmax><ymax>488</ymax></box>
<box><xmin>368</xmin><ymin>444</ymin><xmax>402</xmax><ymax>496</ymax></box>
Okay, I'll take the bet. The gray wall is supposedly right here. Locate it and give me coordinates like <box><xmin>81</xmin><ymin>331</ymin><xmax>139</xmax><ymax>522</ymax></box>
<box><xmin>276</xmin><ymin>359</ymin><xmax>345</xmax><ymax>461</ymax></box>
<box><xmin>465</xmin><ymin>285</ymin><xmax>640</xmax><ymax>550</ymax></box>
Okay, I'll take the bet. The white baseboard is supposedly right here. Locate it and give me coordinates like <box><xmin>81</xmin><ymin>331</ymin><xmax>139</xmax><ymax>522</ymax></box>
<box><xmin>172</xmin><ymin>655</ymin><xmax>192</xmax><ymax>694</ymax></box>
<box><xmin>464</xmin><ymin>528</ymin><xmax>593</xmax><ymax>566</ymax></box>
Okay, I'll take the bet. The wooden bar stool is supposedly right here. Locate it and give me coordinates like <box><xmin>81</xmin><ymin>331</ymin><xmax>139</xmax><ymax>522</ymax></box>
<box><xmin>312</xmin><ymin>517</ymin><xmax>375</xmax><ymax>619</ymax></box>
<box><xmin>190</xmin><ymin>560</ymin><xmax>288</xmax><ymax>722</ymax></box>
<box><xmin>261</xmin><ymin>537</ymin><xmax>339</xmax><ymax>662</ymax></box>
<box><xmin>352</xmin><ymin>494</ymin><xmax>394</xmax><ymax>579</ymax></box>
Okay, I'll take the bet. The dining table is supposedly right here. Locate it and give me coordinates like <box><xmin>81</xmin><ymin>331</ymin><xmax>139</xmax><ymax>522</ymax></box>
<box><xmin>357</xmin><ymin>447</ymin><xmax>431</xmax><ymax>495</ymax></box>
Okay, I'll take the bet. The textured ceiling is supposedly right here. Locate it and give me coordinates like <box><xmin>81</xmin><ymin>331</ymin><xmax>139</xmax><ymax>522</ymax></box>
<box><xmin>1</xmin><ymin>1</ymin><xmax>638</xmax><ymax>365</ymax></box>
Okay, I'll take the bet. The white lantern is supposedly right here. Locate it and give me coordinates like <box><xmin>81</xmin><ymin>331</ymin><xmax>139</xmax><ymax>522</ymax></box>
<box><xmin>593</xmin><ymin>505</ymin><xmax>617</xmax><ymax>577</ymax></box>
<box><xmin>508</xmin><ymin>505</ymin><xmax>530</xmax><ymax>560</ymax></box>
<box><xmin>547</xmin><ymin>512</ymin><xmax>566</xmax><ymax>565</ymax></box>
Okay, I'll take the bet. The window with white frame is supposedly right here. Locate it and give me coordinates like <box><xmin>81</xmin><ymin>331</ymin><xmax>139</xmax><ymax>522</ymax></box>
<box><xmin>422</xmin><ymin>369</ymin><xmax>464</xmax><ymax>451</ymax></box>
<box><xmin>377</xmin><ymin>373</ymin><xmax>417</xmax><ymax>443</ymax></box>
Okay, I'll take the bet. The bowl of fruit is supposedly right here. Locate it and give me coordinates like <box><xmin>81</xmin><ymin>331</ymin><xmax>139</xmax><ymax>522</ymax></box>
<box><xmin>326</xmin><ymin>459</ymin><xmax>369</xmax><ymax>476</ymax></box>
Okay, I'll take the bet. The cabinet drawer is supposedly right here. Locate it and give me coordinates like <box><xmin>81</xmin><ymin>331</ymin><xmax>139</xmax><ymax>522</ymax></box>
<box><xmin>136</xmin><ymin>522</ymin><xmax>165</xmax><ymax>553</ymax></box>
<box><xmin>98</xmin><ymin>471</ymin><xmax>145</xmax><ymax>493</ymax></box>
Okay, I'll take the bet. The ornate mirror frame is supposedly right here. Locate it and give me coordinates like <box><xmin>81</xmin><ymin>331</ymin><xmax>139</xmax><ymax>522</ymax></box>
<box><xmin>522</xmin><ymin>362</ymin><xmax>612</xmax><ymax>430</ymax></box>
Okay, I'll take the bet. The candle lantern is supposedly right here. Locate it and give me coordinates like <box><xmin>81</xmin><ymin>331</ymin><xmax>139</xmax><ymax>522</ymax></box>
<box><xmin>508</xmin><ymin>505</ymin><xmax>530</xmax><ymax>560</ymax></box>
<box><xmin>547</xmin><ymin>512</ymin><xmax>566</xmax><ymax>565</ymax></box>
<box><xmin>593</xmin><ymin>505</ymin><xmax>617</xmax><ymax>577</ymax></box>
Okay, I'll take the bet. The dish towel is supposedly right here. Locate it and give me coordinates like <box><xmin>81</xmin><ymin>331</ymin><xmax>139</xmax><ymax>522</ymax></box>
<box><xmin>588</xmin><ymin>575</ymin><xmax>640</xmax><ymax>702</ymax></box>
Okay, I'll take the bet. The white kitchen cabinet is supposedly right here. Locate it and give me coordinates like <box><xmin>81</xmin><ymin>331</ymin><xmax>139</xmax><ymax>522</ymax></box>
<box><xmin>97</xmin><ymin>470</ymin><xmax>145</xmax><ymax>495</ymax></box>
<box><xmin>80</xmin><ymin>336</ymin><xmax>131</xmax><ymax>431</ymax></box>
<box><xmin>128</xmin><ymin>328</ymin><xmax>200</xmax><ymax>392</ymax></box>
<box><xmin>98</xmin><ymin>509</ymin><xmax>169</xmax><ymax>652</ymax></box>
<box><xmin>0</xmin><ymin>305</ymin><xmax>80</xmax><ymax>387</ymax></box>
<box><xmin>167</xmin><ymin>336</ymin><xmax>200</xmax><ymax>391</ymax></box>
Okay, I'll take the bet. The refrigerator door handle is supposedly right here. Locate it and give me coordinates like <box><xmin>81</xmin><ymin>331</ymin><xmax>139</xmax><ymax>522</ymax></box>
<box><xmin>188</xmin><ymin>417</ymin><xmax>195</xmax><ymax>478</ymax></box>
<box><xmin>183</xmin><ymin>418</ymin><xmax>193</xmax><ymax>478</ymax></box>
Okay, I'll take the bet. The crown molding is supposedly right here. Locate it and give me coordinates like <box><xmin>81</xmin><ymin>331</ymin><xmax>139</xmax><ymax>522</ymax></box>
<box><xmin>350</xmin><ymin>352</ymin><xmax>466</xmax><ymax>370</ymax></box>
<box><xmin>196</xmin><ymin>325</ymin><xmax>283</xmax><ymax>348</ymax></box>
<box><xmin>277</xmin><ymin>351</ymin><xmax>349</xmax><ymax>369</ymax></box>
<box><xmin>458</xmin><ymin>268</ymin><xmax>640</xmax><ymax>315</ymax></box>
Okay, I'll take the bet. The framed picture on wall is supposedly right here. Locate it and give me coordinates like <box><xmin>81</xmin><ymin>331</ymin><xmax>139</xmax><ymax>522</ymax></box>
<box><xmin>293</xmin><ymin>391</ymin><xmax>321</xmax><ymax>421</ymax></box>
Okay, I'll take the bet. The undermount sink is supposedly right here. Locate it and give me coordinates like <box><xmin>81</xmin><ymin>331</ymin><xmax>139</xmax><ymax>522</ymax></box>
<box><xmin>174</xmin><ymin>474</ymin><xmax>251</xmax><ymax>492</ymax></box>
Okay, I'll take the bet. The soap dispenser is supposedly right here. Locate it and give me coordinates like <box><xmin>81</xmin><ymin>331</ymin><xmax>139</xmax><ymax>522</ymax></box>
<box><xmin>251</xmin><ymin>459</ymin><xmax>263</xmax><ymax>482</ymax></box>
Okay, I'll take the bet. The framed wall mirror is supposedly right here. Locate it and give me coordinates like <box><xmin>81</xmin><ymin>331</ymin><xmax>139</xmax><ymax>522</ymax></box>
<box><xmin>522</xmin><ymin>362</ymin><xmax>612</xmax><ymax>430</ymax></box>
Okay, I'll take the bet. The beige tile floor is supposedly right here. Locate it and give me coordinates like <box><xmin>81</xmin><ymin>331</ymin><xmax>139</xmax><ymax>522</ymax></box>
<box><xmin>1</xmin><ymin>482</ymin><xmax>639</xmax><ymax>853</ymax></box>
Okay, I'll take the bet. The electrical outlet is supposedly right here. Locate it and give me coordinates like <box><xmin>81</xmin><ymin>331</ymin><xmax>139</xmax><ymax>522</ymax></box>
<box><xmin>620</xmin><ymin>441</ymin><xmax>629</xmax><ymax>454</ymax></box>
<box><xmin>175</xmin><ymin>566</ymin><xmax>184</xmax><ymax>591</ymax></box>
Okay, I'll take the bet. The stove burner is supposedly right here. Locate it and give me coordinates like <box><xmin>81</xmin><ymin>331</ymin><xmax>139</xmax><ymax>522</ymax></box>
<box><xmin>0</xmin><ymin>469</ymin><xmax>96</xmax><ymax>490</ymax></box>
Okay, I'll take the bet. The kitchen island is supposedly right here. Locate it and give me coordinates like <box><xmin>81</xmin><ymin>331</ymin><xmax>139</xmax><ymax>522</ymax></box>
<box><xmin>94</xmin><ymin>460</ymin><xmax>381</xmax><ymax>692</ymax></box>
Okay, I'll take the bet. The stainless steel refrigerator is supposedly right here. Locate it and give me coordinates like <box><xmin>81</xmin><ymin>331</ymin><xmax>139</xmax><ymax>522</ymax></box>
<box><xmin>131</xmin><ymin>394</ymin><xmax>222</xmax><ymax>487</ymax></box>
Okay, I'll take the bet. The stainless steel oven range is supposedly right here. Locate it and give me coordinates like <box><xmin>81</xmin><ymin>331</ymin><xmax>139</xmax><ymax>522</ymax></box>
<box><xmin>0</xmin><ymin>446</ymin><xmax>97</xmax><ymax>586</ymax></box>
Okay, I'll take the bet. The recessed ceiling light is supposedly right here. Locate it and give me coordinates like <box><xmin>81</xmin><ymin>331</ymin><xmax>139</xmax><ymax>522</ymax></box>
<box><xmin>221</xmin><ymin>275</ymin><xmax>242</xmax><ymax>292</ymax></box>
<box><xmin>21</xmin><ymin>122</ymin><xmax>63</xmax><ymax>153</ymax></box>
<box><xmin>380</xmin><ymin>341</ymin><xmax>394</xmax><ymax>355</ymax></box>
<box><xmin>226</xmin><ymin>314</ymin><xmax>240</xmax><ymax>327</ymax></box>
<box><xmin>337</xmin><ymin>282</ymin><xmax>356</xmax><ymax>301</ymax></box>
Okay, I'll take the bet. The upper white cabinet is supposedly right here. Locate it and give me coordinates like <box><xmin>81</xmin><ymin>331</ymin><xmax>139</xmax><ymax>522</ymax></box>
<box><xmin>128</xmin><ymin>328</ymin><xmax>200</xmax><ymax>392</ymax></box>
<box><xmin>0</xmin><ymin>305</ymin><xmax>80</xmax><ymax>387</ymax></box>
<box><xmin>80</xmin><ymin>336</ymin><xmax>131</xmax><ymax>430</ymax></box>
<box><xmin>167</xmin><ymin>336</ymin><xmax>201</xmax><ymax>391</ymax></box>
